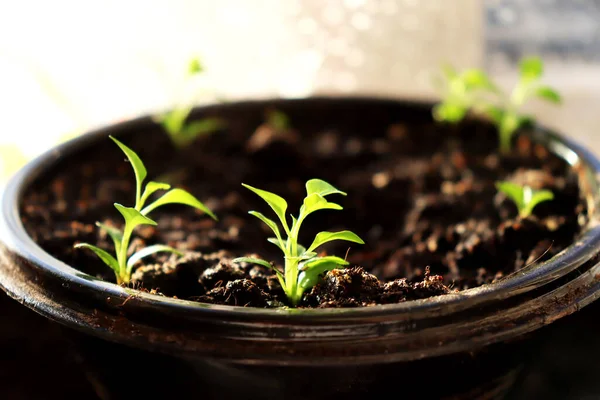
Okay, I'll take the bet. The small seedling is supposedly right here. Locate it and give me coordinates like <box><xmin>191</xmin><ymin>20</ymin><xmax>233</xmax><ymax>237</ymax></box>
<box><xmin>154</xmin><ymin>57</ymin><xmax>225</xmax><ymax>148</ymax></box>
<box><xmin>233</xmin><ymin>179</ymin><xmax>364</xmax><ymax>306</ymax></box>
<box><xmin>485</xmin><ymin>57</ymin><xmax>561</xmax><ymax>153</ymax></box>
<box><xmin>432</xmin><ymin>65</ymin><xmax>498</xmax><ymax>124</ymax></box>
<box><xmin>75</xmin><ymin>136</ymin><xmax>216</xmax><ymax>284</ymax></box>
<box><xmin>265</xmin><ymin>108</ymin><xmax>290</xmax><ymax>131</ymax></box>
<box><xmin>496</xmin><ymin>181</ymin><xmax>554</xmax><ymax>218</ymax></box>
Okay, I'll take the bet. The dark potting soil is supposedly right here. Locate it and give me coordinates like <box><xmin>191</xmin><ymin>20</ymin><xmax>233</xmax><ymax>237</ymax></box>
<box><xmin>19</xmin><ymin>100</ymin><xmax>586</xmax><ymax>308</ymax></box>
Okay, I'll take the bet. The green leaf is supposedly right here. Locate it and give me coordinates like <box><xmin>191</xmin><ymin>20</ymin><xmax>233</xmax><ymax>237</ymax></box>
<box><xmin>232</xmin><ymin>257</ymin><xmax>283</xmax><ymax>278</ymax></box>
<box><xmin>180</xmin><ymin>118</ymin><xmax>225</xmax><ymax>140</ymax></box>
<box><xmin>297</xmin><ymin>258</ymin><xmax>347</xmax><ymax>291</ymax></box>
<box><xmin>160</xmin><ymin>107</ymin><xmax>193</xmax><ymax>137</ymax></box>
<box><xmin>462</xmin><ymin>69</ymin><xmax>497</xmax><ymax>91</ymax></box>
<box><xmin>433</xmin><ymin>102</ymin><xmax>468</xmax><ymax>123</ymax></box>
<box><xmin>519</xmin><ymin>56</ymin><xmax>543</xmax><ymax>82</ymax></box>
<box><xmin>300</xmin><ymin>255</ymin><xmax>349</xmax><ymax>271</ymax></box>
<box><xmin>483</xmin><ymin>105</ymin><xmax>504</xmax><ymax>125</ymax></box>
<box><xmin>535</xmin><ymin>86</ymin><xmax>561</xmax><ymax>104</ymax></box>
<box><xmin>249</xmin><ymin>211</ymin><xmax>284</xmax><ymax>245</ymax></box>
<box><xmin>114</xmin><ymin>203</ymin><xmax>157</xmax><ymax>231</ymax></box>
<box><xmin>305</xmin><ymin>179</ymin><xmax>347</xmax><ymax>197</ymax></box>
<box><xmin>140</xmin><ymin>181</ymin><xmax>171</xmax><ymax>208</ymax></box>
<box><xmin>242</xmin><ymin>184</ymin><xmax>289</xmax><ymax>232</ymax></box>
<box><xmin>266</xmin><ymin>109</ymin><xmax>290</xmax><ymax>131</ymax></box>
<box><xmin>523</xmin><ymin>188</ymin><xmax>554</xmax><ymax>218</ymax></box>
<box><xmin>267</xmin><ymin>237</ymin><xmax>285</xmax><ymax>251</ymax></box>
<box><xmin>188</xmin><ymin>57</ymin><xmax>204</xmax><ymax>75</ymax></box>
<box><xmin>301</xmin><ymin>193</ymin><xmax>343</xmax><ymax>216</ymax></box>
<box><xmin>109</xmin><ymin>136</ymin><xmax>147</xmax><ymax>207</ymax></box>
<box><xmin>495</xmin><ymin>181</ymin><xmax>525</xmax><ymax>213</ymax></box>
<box><xmin>307</xmin><ymin>230</ymin><xmax>364</xmax><ymax>253</ymax></box>
<box><xmin>96</xmin><ymin>222</ymin><xmax>123</xmax><ymax>253</ymax></box>
<box><xmin>126</xmin><ymin>244</ymin><xmax>183</xmax><ymax>270</ymax></box>
<box><xmin>299</xmin><ymin>251</ymin><xmax>317</xmax><ymax>261</ymax></box>
<box><xmin>74</xmin><ymin>243</ymin><xmax>120</xmax><ymax>273</ymax></box>
<box><xmin>141</xmin><ymin>188</ymin><xmax>217</xmax><ymax>220</ymax></box>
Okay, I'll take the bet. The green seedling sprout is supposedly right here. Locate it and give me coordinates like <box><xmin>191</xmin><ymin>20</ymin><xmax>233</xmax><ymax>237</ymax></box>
<box><xmin>485</xmin><ymin>57</ymin><xmax>561</xmax><ymax>153</ymax></box>
<box><xmin>432</xmin><ymin>65</ymin><xmax>498</xmax><ymax>124</ymax></box>
<box><xmin>233</xmin><ymin>179</ymin><xmax>364</xmax><ymax>306</ymax></box>
<box><xmin>496</xmin><ymin>181</ymin><xmax>554</xmax><ymax>219</ymax></box>
<box><xmin>432</xmin><ymin>57</ymin><xmax>561</xmax><ymax>153</ymax></box>
<box><xmin>75</xmin><ymin>136</ymin><xmax>217</xmax><ymax>284</ymax></box>
<box><xmin>154</xmin><ymin>57</ymin><xmax>225</xmax><ymax>148</ymax></box>
<box><xmin>266</xmin><ymin>108</ymin><xmax>290</xmax><ymax>131</ymax></box>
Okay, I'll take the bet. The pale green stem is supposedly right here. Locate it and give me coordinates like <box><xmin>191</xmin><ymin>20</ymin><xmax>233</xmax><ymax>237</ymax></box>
<box><xmin>118</xmin><ymin>226</ymin><xmax>133</xmax><ymax>284</ymax></box>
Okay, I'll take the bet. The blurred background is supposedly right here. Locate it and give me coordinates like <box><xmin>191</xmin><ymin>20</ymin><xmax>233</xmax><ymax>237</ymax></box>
<box><xmin>1</xmin><ymin>0</ymin><xmax>600</xmax><ymax>183</ymax></box>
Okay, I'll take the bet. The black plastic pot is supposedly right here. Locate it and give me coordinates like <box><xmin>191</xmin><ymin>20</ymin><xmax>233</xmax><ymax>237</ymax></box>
<box><xmin>1</xmin><ymin>98</ymin><xmax>600</xmax><ymax>400</ymax></box>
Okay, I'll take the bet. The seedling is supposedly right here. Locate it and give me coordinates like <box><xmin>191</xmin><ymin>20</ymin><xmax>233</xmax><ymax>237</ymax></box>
<box><xmin>233</xmin><ymin>179</ymin><xmax>364</xmax><ymax>306</ymax></box>
<box><xmin>485</xmin><ymin>57</ymin><xmax>561</xmax><ymax>153</ymax></box>
<box><xmin>75</xmin><ymin>136</ymin><xmax>216</xmax><ymax>284</ymax></box>
<box><xmin>265</xmin><ymin>108</ymin><xmax>290</xmax><ymax>131</ymax></box>
<box><xmin>154</xmin><ymin>57</ymin><xmax>225</xmax><ymax>148</ymax></box>
<box><xmin>432</xmin><ymin>65</ymin><xmax>498</xmax><ymax>124</ymax></box>
<box><xmin>496</xmin><ymin>181</ymin><xmax>554</xmax><ymax>218</ymax></box>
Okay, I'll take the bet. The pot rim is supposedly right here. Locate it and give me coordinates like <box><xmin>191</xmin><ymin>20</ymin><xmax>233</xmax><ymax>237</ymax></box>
<box><xmin>1</xmin><ymin>97</ymin><xmax>600</xmax><ymax>320</ymax></box>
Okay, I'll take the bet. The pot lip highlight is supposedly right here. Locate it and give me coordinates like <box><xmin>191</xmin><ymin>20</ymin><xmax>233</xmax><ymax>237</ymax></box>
<box><xmin>1</xmin><ymin>96</ymin><xmax>600</xmax><ymax>323</ymax></box>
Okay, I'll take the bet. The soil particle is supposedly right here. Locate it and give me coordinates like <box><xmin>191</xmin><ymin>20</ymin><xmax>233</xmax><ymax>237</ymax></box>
<box><xmin>197</xmin><ymin>279</ymin><xmax>274</xmax><ymax>307</ymax></box>
<box><xmin>302</xmin><ymin>267</ymin><xmax>385</xmax><ymax>308</ymax></box>
<box><xmin>131</xmin><ymin>251</ymin><xmax>229</xmax><ymax>297</ymax></box>
<box><xmin>199</xmin><ymin>259</ymin><xmax>245</xmax><ymax>291</ymax></box>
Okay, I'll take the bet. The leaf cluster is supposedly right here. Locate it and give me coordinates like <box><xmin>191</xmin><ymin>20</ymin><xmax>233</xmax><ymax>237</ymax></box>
<box><xmin>75</xmin><ymin>136</ymin><xmax>216</xmax><ymax>284</ymax></box>
<box><xmin>154</xmin><ymin>57</ymin><xmax>225</xmax><ymax>148</ymax></box>
<box><xmin>233</xmin><ymin>179</ymin><xmax>364</xmax><ymax>305</ymax></box>
<box><xmin>495</xmin><ymin>180</ymin><xmax>554</xmax><ymax>218</ymax></box>
<box><xmin>434</xmin><ymin>57</ymin><xmax>561</xmax><ymax>152</ymax></box>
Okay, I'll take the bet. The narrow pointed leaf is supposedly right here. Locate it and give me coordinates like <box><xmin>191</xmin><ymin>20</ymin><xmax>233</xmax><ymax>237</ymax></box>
<box><xmin>535</xmin><ymin>86</ymin><xmax>561</xmax><ymax>104</ymax></box>
<box><xmin>141</xmin><ymin>188</ymin><xmax>217</xmax><ymax>220</ymax></box>
<box><xmin>302</xmin><ymin>193</ymin><xmax>343</xmax><ymax>215</ymax></box>
<box><xmin>74</xmin><ymin>243</ymin><xmax>120</xmax><ymax>273</ymax></box>
<box><xmin>114</xmin><ymin>203</ymin><xmax>157</xmax><ymax>230</ymax></box>
<box><xmin>160</xmin><ymin>107</ymin><xmax>193</xmax><ymax>137</ymax></box>
<box><xmin>524</xmin><ymin>190</ymin><xmax>554</xmax><ymax>218</ymax></box>
<box><xmin>266</xmin><ymin>109</ymin><xmax>290</xmax><ymax>131</ymax></box>
<box><xmin>249</xmin><ymin>211</ymin><xmax>281</xmax><ymax>239</ymax></box>
<box><xmin>519</xmin><ymin>57</ymin><xmax>543</xmax><ymax>81</ymax></box>
<box><xmin>299</xmin><ymin>251</ymin><xmax>317</xmax><ymax>261</ymax></box>
<box><xmin>140</xmin><ymin>181</ymin><xmax>171</xmax><ymax>207</ymax></box>
<box><xmin>433</xmin><ymin>102</ymin><xmax>468</xmax><ymax>123</ymax></box>
<box><xmin>96</xmin><ymin>222</ymin><xmax>123</xmax><ymax>254</ymax></box>
<box><xmin>483</xmin><ymin>105</ymin><xmax>504</xmax><ymax>125</ymax></box>
<box><xmin>495</xmin><ymin>181</ymin><xmax>525</xmax><ymax>212</ymax></box>
<box><xmin>267</xmin><ymin>237</ymin><xmax>285</xmax><ymax>251</ymax></box>
<box><xmin>300</xmin><ymin>255</ymin><xmax>349</xmax><ymax>271</ymax></box>
<box><xmin>305</xmin><ymin>179</ymin><xmax>347</xmax><ymax>197</ymax></box>
<box><xmin>307</xmin><ymin>230</ymin><xmax>365</xmax><ymax>253</ymax></box>
<box><xmin>462</xmin><ymin>69</ymin><xmax>497</xmax><ymax>91</ymax></box>
<box><xmin>241</xmin><ymin>184</ymin><xmax>288</xmax><ymax>231</ymax></box>
<box><xmin>232</xmin><ymin>257</ymin><xmax>281</xmax><ymax>278</ymax></box>
<box><xmin>127</xmin><ymin>245</ymin><xmax>183</xmax><ymax>270</ymax></box>
<box><xmin>179</xmin><ymin>118</ymin><xmax>225</xmax><ymax>141</ymax></box>
<box><xmin>297</xmin><ymin>260</ymin><xmax>346</xmax><ymax>291</ymax></box>
<box><xmin>188</xmin><ymin>57</ymin><xmax>204</xmax><ymax>75</ymax></box>
<box><xmin>109</xmin><ymin>136</ymin><xmax>147</xmax><ymax>201</ymax></box>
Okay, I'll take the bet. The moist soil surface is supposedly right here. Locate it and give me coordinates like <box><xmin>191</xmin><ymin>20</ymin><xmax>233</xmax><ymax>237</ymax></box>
<box><xmin>20</xmin><ymin>99</ymin><xmax>586</xmax><ymax>308</ymax></box>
